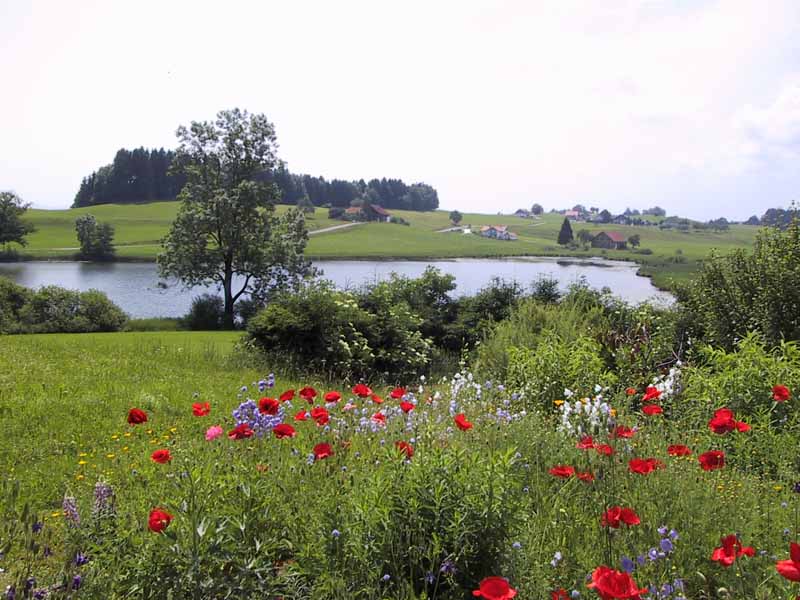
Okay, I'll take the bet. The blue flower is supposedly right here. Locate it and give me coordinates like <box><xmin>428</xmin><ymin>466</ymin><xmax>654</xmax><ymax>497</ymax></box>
<box><xmin>621</xmin><ymin>556</ymin><xmax>635</xmax><ymax>573</ymax></box>
<box><xmin>512</xmin><ymin>541</ymin><xmax>522</xmax><ymax>550</ymax></box>
<box><xmin>331</xmin><ymin>529</ymin><xmax>340</xmax><ymax>538</ymax></box>
<box><xmin>660</xmin><ymin>538</ymin><xmax>674</xmax><ymax>553</ymax></box>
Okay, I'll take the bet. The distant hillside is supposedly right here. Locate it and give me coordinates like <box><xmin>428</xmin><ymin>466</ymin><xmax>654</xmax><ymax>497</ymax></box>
<box><xmin>73</xmin><ymin>148</ymin><xmax>439</xmax><ymax>212</ymax></box>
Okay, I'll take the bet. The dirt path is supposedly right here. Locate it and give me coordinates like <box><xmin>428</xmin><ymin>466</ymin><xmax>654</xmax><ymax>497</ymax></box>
<box><xmin>308</xmin><ymin>222</ymin><xmax>366</xmax><ymax>236</ymax></box>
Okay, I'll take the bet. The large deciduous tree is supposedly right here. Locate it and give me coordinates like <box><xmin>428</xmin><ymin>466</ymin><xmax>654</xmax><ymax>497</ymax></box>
<box><xmin>0</xmin><ymin>191</ymin><xmax>35</xmax><ymax>250</ymax></box>
<box><xmin>157</xmin><ymin>109</ymin><xmax>314</xmax><ymax>328</ymax></box>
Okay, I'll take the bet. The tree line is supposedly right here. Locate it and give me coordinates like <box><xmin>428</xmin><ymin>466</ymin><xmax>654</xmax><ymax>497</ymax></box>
<box><xmin>73</xmin><ymin>148</ymin><xmax>439</xmax><ymax>211</ymax></box>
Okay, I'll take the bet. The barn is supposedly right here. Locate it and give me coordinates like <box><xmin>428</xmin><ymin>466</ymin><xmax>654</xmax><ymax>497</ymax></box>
<box><xmin>591</xmin><ymin>231</ymin><xmax>628</xmax><ymax>250</ymax></box>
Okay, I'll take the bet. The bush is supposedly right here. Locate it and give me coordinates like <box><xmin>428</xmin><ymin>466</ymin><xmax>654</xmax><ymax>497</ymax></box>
<box><xmin>14</xmin><ymin>285</ymin><xmax>127</xmax><ymax>333</ymax></box>
<box><xmin>328</xmin><ymin>207</ymin><xmax>345</xmax><ymax>219</ymax></box>
<box><xmin>0</xmin><ymin>277</ymin><xmax>31</xmax><ymax>333</ymax></box>
<box><xmin>180</xmin><ymin>294</ymin><xmax>225</xmax><ymax>330</ymax></box>
<box><xmin>633</xmin><ymin>247</ymin><xmax>653</xmax><ymax>255</ymax></box>
<box><xmin>506</xmin><ymin>331</ymin><xmax>615</xmax><ymax>410</ymax></box>
<box><xmin>124</xmin><ymin>318</ymin><xmax>181</xmax><ymax>332</ymax></box>
<box><xmin>684</xmin><ymin>220</ymin><xmax>800</xmax><ymax>349</ymax></box>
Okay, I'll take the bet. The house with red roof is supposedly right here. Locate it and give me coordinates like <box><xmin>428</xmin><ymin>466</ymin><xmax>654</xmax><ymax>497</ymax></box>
<box><xmin>591</xmin><ymin>231</ymin><xmax>628</xmax><ymax>250</ymax></box>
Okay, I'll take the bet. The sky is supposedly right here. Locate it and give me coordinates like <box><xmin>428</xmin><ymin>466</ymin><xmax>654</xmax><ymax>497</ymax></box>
<box><xmin>1</xmin><ymin>0</ymin><xmax>800</xmax><ymax>220</ymax></box>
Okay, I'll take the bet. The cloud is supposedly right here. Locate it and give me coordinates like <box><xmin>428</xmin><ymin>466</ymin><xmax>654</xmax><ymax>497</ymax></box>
<box><xmin>736</xmin><ymin>80</ymin><xmax>800</xmax><ymax>163</ymax></box>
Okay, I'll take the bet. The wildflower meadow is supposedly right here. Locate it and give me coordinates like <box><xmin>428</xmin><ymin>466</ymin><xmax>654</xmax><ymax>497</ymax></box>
<box><xmin>1</xmin><ymin>328</ymin><xmax>800</xmax><ymax>600</ymax></box>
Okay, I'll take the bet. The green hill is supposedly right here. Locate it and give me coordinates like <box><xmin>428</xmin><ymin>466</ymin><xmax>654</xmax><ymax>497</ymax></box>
<box><xmin>15</xmin><ymin>202</ymin><xmax>759</xmax><ymax>289</ymax></box>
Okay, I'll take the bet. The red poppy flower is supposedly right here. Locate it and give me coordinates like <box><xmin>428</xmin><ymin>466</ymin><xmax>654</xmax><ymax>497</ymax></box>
<box><xmin>471</xmin><ymin>576</ymin><xmax>517</xmax><ymax>599</ymax></box>
<box><xmin>628</xmin><ymin>458</ymin><xmax>664</xmax><ymax>475</ymax></box>
<box><xmin>258</xmin><ymin>397</ymin><xmax>280</xmax><ymax>415</ymax></box>
<box><xmin>228</xmin><ymin>423</ymin><xmax>254</xmax><ymax>440</ymax></box>
<box><xmin>395</xmin><ymin>441</ymin><xmax>414</xmax><ymax>459</ymax></box>
<box><xmin>454</xmin><ymin>413</ymin><xmax>473</xmax><ymax>431</ymax></box>
<box><xmin>151</xmin><ymin>449</ymin><xmax>172</xmax><ymax>464</ymax></box>
<box><xmin>698</xmin><ymin>450</ymin><xmax>725</xmax><ymax>471</ymax></box>
<box><xmin>708</xmin><ymin>408</ymin><xmax>749</xmax><ymax>434</ymax></box>
<box><xmin>595</xmin><ymin>444</ymin><xmax>614</xmax><ymax>456</ymax></box>
<box><xmin>776</xmin><ymin>542</ymin><xmax>800</xmax><ymax>581</ymax></box>
<box><xmin>192</xmin><ymin>402</ymin><xmax>210</xmax><ymax>417</ymax></box>
<box><xmin>711</xmin><ymin>534</ymin><xmax>754</xmax><ymax>566</ymax></box>
<box><xmin>577</xmin><ymin>471</ymin><xmax>595</xmax><ymax>482</ymax></box>
<box><xmin>273</xmin><ymin>423</ymin><xmax>296</xmax><ymax>439</ymax></box>
<box><xmin>400</xmin><ymin>401</ymin><xmax>415</xmax><ymax>413</ymax></box>
<box><xmin>549</xmin><ymin>465</ymin><xmax>575</xmax><ymax>478</ymax></box>
<box><xmin>642</xmin><ymin>386</ymin><xmax>661</xmax><ymax>402</ymax></box>
<box><xmin>324</xmin><ymin>391</ymin><xmax>342</xmax><ymax>403</ymax></box>
<box><xmin>551</xmin><ymin>590</ymin><xmax>569</xmax><ymax>600</ymax></box>
<box><xmin>148</xmin><ymin>508</ymin><xmax>173</xmax><ymax>533</ymax></box>
<box><xmin>601</xmin><ymin>506</ymin><xmax>640</xmax><ymax>528</ymax></box>
<box><xmin>612</xmin><ymin>426</ymin><xmax>635</xmax><ymax>439</ymax></box>
<box><xmin>299</xmin><ymin>386</ymin><xmax>317</xmax><ymax>403</ymax></box>
<box><xmin>371</xmin><ymin>412</ymin><xmax>386</xmax><ymax>426</ymax></box>
<box><xmin>390</xmin><ymin>387</ymin><xmax>406</xmax><ymax>399</ymax></box>
<box><xmin>279</xmin><ymin>389</ymin><xmax>295</xmax><ymax>402</ymax></box>
<box><xmin>667</xmin><ymin>444</ymin><xmax>691</xmax><ymax>457</ymax></box>
<box><xmin>310</xmin><ymin>406</ymin><xmax>329</xmax><ymax>426</ymax></box>
<box><xmin>127</xmin><ymin>408</ymin><xmax>148</xmax><ymax>425</ymax></box>
<box><xmin>352</xmin><ymin>383</ymin><xmax>373</xmax><ymax>398</ymax></box>
<box><xmin>313</xmin><ymin>442</ymin><xmax>333</xmax><ymax>460</ymax></box>
<box><xmin>370</xmin><ymin>393</ymin><xmax>384</xmax><ymax>404</ymax></box>
<box><xmin>773</xmin><ymin>385</ymin><xmax>791</xmax><ymax>402</ymax></box>
<box><xmin>587</xmin><ymin>566</ymin><xmax>647</xmax><ymax>600</ymax></box>
<box><xmin>294</xmin><ymin>409</ymin><xmax>308</xmax><ymax>421</ymax></box>
<box><xmin>576</xmin><ymin>435</ymin><xmax>595</xmax><ymax>450</ymax></box>
<box><xmin>625</xmin><ymin>387</ymin><xmax>637</xmax><ymax>396</ymax></box>
<box><xmin>642</xmin><ymin>404</ymin><xmax>663</xmax><ymax>416</ymax></box>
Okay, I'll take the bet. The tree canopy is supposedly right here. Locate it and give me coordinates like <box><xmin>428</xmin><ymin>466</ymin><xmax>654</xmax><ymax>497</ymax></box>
<box><xmin>75</xmin><ymin>214</ymin><xmax>115</xmax><ymax>260</ymax></box>
<box><xmin>557</xmin><ymin>218</ymin><xmax>574</xmax><ymax>246</ymax></box>
<box><xmin>157</xmin><ymin>108</ymin><xmax>315</xmax><ymax>328</ymax></box>
<box><xmin>74</xmin><ymin>150</ymin><xmax>439</xmax><ymax>211</ymax></box>
<box><xmin>0</xmin><ymin>191</ymin><xmax>35</xmax><ymax>248</ymax></box>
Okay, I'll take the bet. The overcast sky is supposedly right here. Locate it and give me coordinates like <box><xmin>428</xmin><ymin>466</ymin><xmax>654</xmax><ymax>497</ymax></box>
<box><xmin>2</xmin><ymin>0</ymin><xmax>799</xmax><ymax>219</ymax></box>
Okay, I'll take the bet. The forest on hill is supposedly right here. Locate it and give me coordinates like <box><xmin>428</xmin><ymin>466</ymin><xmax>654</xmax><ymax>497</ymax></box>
<box><xmin>72</xmin><ymin>148</ymin><xmax>439</xmax><ymax>211</ymax></box>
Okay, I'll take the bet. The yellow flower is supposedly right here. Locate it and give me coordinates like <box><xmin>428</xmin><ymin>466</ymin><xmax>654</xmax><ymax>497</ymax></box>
<box><xmin>554</xmin><ymin>400</ymin><xmax>564</xmax><ymax>406</ymax></box>
<box><xmin>122</xmin><ymin>446</ymin><xmax>129</xmax><ymax>452</ymax></box>
<box><xmin>106</xmin><ymin>454</ymin><xmax>116</xmax><ymax>459</ymax></box>
<box><xmin>78</xmin><ymin>460</ymin><xmax>87</xmax><ymax>466</ymax></box>
<box><xmin>78</xmin><ymin>452</ymin><xmax>88</xmax><ymax>457</ymax></box>
<box><xmin>124</xmin><ymin>432</ymin><xmax>132</xmax><ymax>438</ymax></box>
<box><xmin>50</xmin><ymin>511</ymin><xmax>61</xmax><ymax>518</ymax></box>
<box><xmin>75</xmin><ymin>474</ymin><xmax>84</xmax><ymax>481</ymax></box>
<box><xmin>610</xmin><ymin>409</ymin><xmax>617</xmax><ymax>417</ymax></box>
<box><xmin>169</xmin><ymin>427</ymin><xmax>177</xmax><ymax>433</ymax></box>
<box><xmin>774</xmin><ymin>485</ymin><xmax>783</xmax><ymax>491</ymax></box>
<box><xmin>111</xmin><ymin>434</ymin><xmax>119</xmax><ymax>440</ymax></box>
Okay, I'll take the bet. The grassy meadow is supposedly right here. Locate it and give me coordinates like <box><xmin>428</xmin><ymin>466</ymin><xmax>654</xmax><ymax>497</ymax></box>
<box><xmin>2</xmin><ymin>330</ymin><xmax>800</xmax><ymax>598</ymax></box>
<box><xmin>16</xmin><ymin>202</ymin><xmax>759</xmax><ymax>289</ymax></box>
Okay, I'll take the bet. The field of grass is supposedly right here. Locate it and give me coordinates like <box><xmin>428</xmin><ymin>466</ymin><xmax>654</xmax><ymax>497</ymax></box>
<box><xmin>2</xmin><ymin>330</ymin><xmax>800</xmax><ymax>598</ymax></box>
<box><xmin>15</xmin><ymin>202</ymin><xmax>759</xmax><ymax>289</ymax></box>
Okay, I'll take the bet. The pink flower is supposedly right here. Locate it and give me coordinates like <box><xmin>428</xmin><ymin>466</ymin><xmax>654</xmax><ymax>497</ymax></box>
<box><xmin>205</xmin><ymin>425</ymin><xmax>223</xmax><ymax>441</ymax></box>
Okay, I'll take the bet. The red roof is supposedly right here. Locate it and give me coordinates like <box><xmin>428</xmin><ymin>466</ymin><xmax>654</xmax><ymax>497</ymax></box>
<box><xmin>601</xmin><ymin>231</ymin><xmax>627</xmax><ymax>242</ymax></box>
<box><xmin>370</xmin><ymin>204</ymin><xmax>391</xmax><ymax>217</ymax></box>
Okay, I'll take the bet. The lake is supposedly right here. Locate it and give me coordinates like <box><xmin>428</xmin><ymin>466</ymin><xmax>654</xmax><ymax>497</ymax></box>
<box><xmin>0</xmin><ymin>258</ymin><xmax>672</xmax><ymax>318</ymax></box>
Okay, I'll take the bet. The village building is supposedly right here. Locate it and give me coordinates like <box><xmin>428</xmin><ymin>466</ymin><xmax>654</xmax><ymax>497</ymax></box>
<box><xmin>479</xmin><ymin>225</ymin><xmax>518</xmax><ymax>241</ymax></box>
<box><xmin>564</xmin><ymin>210</ymin><xmax>581</xmax><ymax>221</ymax></box>
<box><xmin>591</xmin><ymin>231</ymin><xmax>628</xmax><ymax>250</ymax></box>
<box><xmin>342</xmin><ymin>204</ymin><xmax>392</xmax><ymax>222</ymax></box>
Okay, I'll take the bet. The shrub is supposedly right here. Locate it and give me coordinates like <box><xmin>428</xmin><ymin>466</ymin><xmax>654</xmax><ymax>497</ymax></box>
<box><xmin>247</xmin><ymin>283</ymin><xmax>386</xmax><ymax>380</ymax></box>
<box><xmin>180</xmin><ymin>294</ymin><xmax>225</xmax><ymax>330</ymax></box>
<box><xmin>328</xmin><ymin>206</ymin><xmax>345</xmax><ymax>219</ymax></box>
<box><xmin>633</xmin><ymin>247</ymin><xmax>653</xmax><ymax>255</ymax></box>
<box><xmin>529</xmin><ymin>276</ymin><xmax>560</xmax><ymax>304</ymax></box>
<box><xmin>12</xmin><ymin>285</ymin><xmax>126</xmax><ymax>333</ymax></box>
<box><xmin>506</xmin><ymin>332</ymin><xmax>615</xmax><ymax>410</ymax></box>
<box><xmin>0</xmin><ymin>276</ymin><xmax>31</xmax><ymax>333</ymax></box>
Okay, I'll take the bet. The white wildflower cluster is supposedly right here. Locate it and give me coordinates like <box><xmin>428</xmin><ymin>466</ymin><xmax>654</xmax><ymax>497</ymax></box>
<box><xmin>650</xmin><ymin>363</ymin><xmax>682</xmax><ymax>401</ymax></box>
<box><xmin>557</xmin><ymin>391</ymin><xmax>613</xmax><ymax>437</ymax></box>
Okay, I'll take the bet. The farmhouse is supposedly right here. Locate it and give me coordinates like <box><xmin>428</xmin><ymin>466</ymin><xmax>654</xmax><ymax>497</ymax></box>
<box><xmin>513</xmin><ymin>208</ymin><xmax>532</xmax><ymax>218</ymax></box>
<box><xmin>564</xmin><ymin>210</ymin><xmax>581</xmax><ymax>221</ymax></box>
<box><xmin>479</xmin><ymin>225</ymin><xmax>518</xmax><ymax>241</ymax></box>
<box><xmin>591</xmin><ymin>231</ymin><xmax>628</xmax><ymax>250</ymax></box>
<box><xmin>343</xmin><ymin>204</ymin><xmax>392</xmax><ymax>222</ymax></box>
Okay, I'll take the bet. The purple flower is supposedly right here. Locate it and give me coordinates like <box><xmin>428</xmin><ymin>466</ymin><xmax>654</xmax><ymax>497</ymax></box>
<box><xmin>62</xmin><ymin>495</ymin><xmax>80</xmax><ymax>526</ymax></box>
<box><xmin>93</xmin><ymin>481</ymin><xmax>115</xmax><ymax>516</ymax></box>
<box><xmin>439</xmin><ymin>559</ymin><xmax>457</xmax><ymax>575</ymax></box>
<box><xmin>232</xmin><ymin>399</ymin><xmax>284</xmax><ymax>437</ymax></box>
<box><xmin>75</xmin><ymin>552</ymin><xmax>89</xmax><ymax>566</ymax></box>
<box><xmin>660</xmin><ymin>538</ymin><xmax>674</xmax><ymax>553</ymax></box>
<box><xmin>621</xmin><ymin>556</ymin><xmax>635</xmax><ymax>573</ymax></box>
<box><xmin>72</xmin><ymin>575</ymin><xmax>82</xmax><ymax>591</ymax></box>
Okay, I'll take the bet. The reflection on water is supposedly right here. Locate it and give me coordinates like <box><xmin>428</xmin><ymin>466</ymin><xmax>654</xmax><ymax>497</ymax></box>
<box><xmin>0</xmin><ymin>257</ymin><xmax>672</xmax><ymax>318</ymax></box>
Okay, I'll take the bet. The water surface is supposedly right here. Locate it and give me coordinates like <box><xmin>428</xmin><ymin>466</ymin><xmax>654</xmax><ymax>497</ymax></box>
<box><xmin>0</xmin><ymin>258</ymin><xmax>672</xmax><ymax>318</ymax></box>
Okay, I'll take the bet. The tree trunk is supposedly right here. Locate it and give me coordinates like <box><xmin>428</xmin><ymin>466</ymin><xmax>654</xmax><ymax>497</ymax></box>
<box><xmin>222</xmin><ymin>268</ymin><xmax>236</xmax><ymax>330</ymax></box>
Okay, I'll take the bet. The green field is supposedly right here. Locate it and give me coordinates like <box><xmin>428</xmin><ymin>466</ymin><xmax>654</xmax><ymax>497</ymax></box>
<box><xmin>15</xmin><ymin>202</ymin><xmax>759</xmax><ymax>289</ymax></box>
<box><xmin>2</xmin><ymin>329</ymin><xmax>799</xmax><ymax>597</ymax></box>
